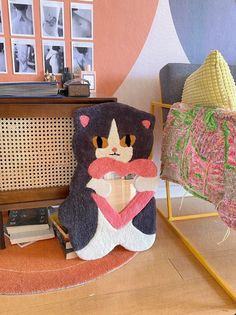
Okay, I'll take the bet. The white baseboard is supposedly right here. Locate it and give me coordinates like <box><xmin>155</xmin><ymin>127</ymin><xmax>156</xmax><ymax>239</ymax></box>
<box><xmin>155</xmin><ymin>179</ymin><xmax>191</xmax><ymax>199</ymax></box>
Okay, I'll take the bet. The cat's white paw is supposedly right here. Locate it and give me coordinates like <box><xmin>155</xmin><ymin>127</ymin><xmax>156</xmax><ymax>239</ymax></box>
<box><xmin>134</xmin><ymin>176</ymin><xmax>158</xmax><ymax>192</ymax></box>
<box><xmin>86</xmin><ymin>178</ymin><xmax>112</xmax><ymax>197</ymax></box>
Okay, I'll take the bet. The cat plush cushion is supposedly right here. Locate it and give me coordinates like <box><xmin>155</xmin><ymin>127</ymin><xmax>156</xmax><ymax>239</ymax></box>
<box><xmin>58</xmin><ymin>102</ymin><xmax>158</xmax><ymax>260</ymax></box>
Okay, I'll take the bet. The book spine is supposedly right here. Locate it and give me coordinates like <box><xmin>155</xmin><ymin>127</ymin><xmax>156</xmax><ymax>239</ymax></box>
<box><xmin>52</xmin><ymin>225</ymin><xmax>72</xmax><ymax>250</ymax></box>
<box><xmin>52</xmin><ymin>226</ymin><xmax>76</xmax><ymax>259</ymax></box>
<box><xmin>65</xmin><ymin>250</ymin><xmax>77</xmax><ymax>260</ymax></box>
<box><xmin>50</xmin><ymin>217</ymin><xmax>69</xmax><ymax>241</ymax></box>
<box><xmin>6</xmin><ymin>208</ymin><xmax>49</xmax><ymax>233</ymax></box>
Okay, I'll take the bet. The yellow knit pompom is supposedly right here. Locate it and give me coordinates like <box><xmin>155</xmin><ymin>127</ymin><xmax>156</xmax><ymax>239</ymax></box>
<box><xmin>182</xmin><ymin>50</ymin><xmax>236</xmax><ymax>110</ymax></box>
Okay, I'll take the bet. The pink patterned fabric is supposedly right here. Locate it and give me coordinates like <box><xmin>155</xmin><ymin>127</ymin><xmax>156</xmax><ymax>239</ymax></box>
<box><xmin>161</xmin><ymin>102</ymin><xmax>236</xmax><ymax>229</ymax></box>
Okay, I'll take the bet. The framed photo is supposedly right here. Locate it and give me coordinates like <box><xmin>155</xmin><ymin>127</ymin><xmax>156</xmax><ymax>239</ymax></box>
<box><xmin>0</xmin><ymin>0</ymin><xmax>4</xmax><ymax>34</ymax></box>
<box><xmin>81</xmin><ymin>70</ymin><xmax>96</xmax><ymax>92</ymax></box>
<box><xmin>41</xmin><ymin>1</ymin><xmax>64</xmax><ymax>38</ymax></box>
<box><xmin>72</xmin><ymin>41</ymin><xmax>93</xmax><ymax>73</ymax></box>
<box><xmin>71</xmin><ymin>3</ymin><xmax>93</xmax><ymax>40</ymax></box>
<box><xmin>11</xmin><ymin>38</ymin><xmax>36</xmax><ymax>74</ymax></box>
<box><xmin>0</xmin><ymin>38</ymin><xmax>7</xmax><ymax>73</ymax></box>
<box><xmin>9</xmin><ymin>0</ymin><xmax>35</xmax><ymax>36</ymax></box>
<box><xmin>42</xmin><ymin>40</ymin><xmax>65</xmax><ymax>74</ymax></box>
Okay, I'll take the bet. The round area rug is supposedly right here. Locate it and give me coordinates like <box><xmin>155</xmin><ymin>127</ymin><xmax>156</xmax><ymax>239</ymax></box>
<box><xmin>0</xmin><ymin>237</ymin><xmax>137</xmax><ymax>295</ymax></box>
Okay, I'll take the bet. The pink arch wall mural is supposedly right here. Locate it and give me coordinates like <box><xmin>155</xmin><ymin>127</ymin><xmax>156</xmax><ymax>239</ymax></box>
<box><xmin>95</xmin><ymin>0</ymin><xmax>159</xmax><ymax>95</ymax></box>
<box><xmin>0</xmin><ymin>0</ymin><xmax>159</xmax><ymax>96</ymax></box>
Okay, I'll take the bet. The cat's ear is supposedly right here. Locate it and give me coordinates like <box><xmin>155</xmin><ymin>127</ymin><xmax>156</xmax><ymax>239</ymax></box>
<box><xmin>142</xmin><ymin>119</ymin><xmax>151</xmax><ymax>129</ymax></box>
<box><xmin>73</xmin><ymin>110</ymin><xmax>91</xmax><ymax>134</ymax></box>
<box><xmin>79</xmin><ymin>115</ymin><xmax>90</xmax><ymax>128</ymax></box>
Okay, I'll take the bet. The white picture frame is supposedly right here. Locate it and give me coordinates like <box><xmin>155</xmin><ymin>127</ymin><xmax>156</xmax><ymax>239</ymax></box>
<box><xmin>42</xmin><ymin>39</ymin><xmax>66</xmax><ymax>74</ymax></box>
<box><xmin>71</xmin><ymin>2</ymin><xmax>93</xmax><ymax>40</ymax></box>
<box><xmin>0</xmin><ymin>0</ymin><xmax>4</xmax><ymax>35</ymax></box>
<box><xmin>9</xmin><ymin>0</ymin><xmax>35</xmax><ymax>36</ymax></box>
<box><xmin>81</xmin><ymin>70</ymin><xmax>96</xmax><ymax>92</ymax></box>
<box><xmin>11</xmin><ymin>38</ymin><xmax>37</xmax><ymax>74</ymax></box>
<box><xmin>0</xmin><ymin>38</ymin><xmax>7</xmax><ymax>73</ymax></box>
<box><xmin>40</xmin><ymin>0</ymin><xmax>64</xmax><ymax>39</ymax></box>
<box><xmin>72</xmin><ymin>41</ymin><xmax>94</xmax><ymax>74</ymax></box>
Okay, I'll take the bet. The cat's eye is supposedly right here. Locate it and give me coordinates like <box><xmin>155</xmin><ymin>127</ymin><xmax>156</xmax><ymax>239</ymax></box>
<box><xmin>92</xmin><ymin>136</ymin><xmax>108</xmax><ymax>148</ymax></box>
<box><xmin>120</xmin><ymin>135</ymin><xmax>136</xmax><ymax>147</ymax></box>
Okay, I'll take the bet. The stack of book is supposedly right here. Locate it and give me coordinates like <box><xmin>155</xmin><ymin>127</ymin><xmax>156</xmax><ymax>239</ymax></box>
<box><xmin>49</xmin><ymin>208</ymin><xmax>77</xmax><ymax>260</ymax></box>
<box><xmin>0</xmin><ymin>81</ymin><xmax>59</xmax><ymax>97</ymax></box>
<box><xmin>5</xmin><ymin>207</ymin><xmax>55</xmax><ymax>246</ymax></box>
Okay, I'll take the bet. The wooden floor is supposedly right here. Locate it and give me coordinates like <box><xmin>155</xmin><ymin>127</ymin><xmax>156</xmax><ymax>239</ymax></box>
<box><xmin>0</xmin><ymin>195</ymin><xmax>236</xmax><ymax>314</ymax></box>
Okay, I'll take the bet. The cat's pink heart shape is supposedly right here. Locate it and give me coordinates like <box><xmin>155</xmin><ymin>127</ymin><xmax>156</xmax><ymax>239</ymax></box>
<box><xmin>88</xmin><ymin>157</ymin><xmax>157</xmax><ymax>179</ymax></box>
<box><xmin>88</xmin><ymin>158</ymin><xmax>157</xmax><ymax>228</ymax></box>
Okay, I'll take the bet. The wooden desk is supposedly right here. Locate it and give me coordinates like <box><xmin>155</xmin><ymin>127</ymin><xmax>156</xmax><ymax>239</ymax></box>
<box><xmin>0</xmin><ymin>95</ymin><xmax>117</xmax><ymax>248</ymax></box>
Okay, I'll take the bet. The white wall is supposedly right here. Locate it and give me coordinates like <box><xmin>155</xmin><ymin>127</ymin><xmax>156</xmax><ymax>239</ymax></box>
<box><xmin>115</xmin><ymin>0</ymin><xmax>189</xmax><ymax>197</ymax></box>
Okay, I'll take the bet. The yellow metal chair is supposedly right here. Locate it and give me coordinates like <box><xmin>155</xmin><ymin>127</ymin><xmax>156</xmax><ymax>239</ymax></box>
<box><xmin>150</xmin><ymin>61</ymin><xmax>236</xmax><ymax>301</ymax></box>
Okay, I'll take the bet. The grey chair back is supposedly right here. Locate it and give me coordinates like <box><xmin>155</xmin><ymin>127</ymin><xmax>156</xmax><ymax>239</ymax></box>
<box><xmin>159</xmin><ymin>63</ymin><xmax>236</xmax><ymax>122</ymax></box>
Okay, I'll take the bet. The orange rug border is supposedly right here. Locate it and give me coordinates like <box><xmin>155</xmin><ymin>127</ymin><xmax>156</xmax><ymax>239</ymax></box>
<box><xmin>0</xmin><ymin>239</ymin><xmax>137</xmax><ymax>295</ymax></box>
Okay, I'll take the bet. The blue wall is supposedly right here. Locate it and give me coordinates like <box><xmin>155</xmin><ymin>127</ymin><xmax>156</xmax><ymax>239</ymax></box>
<box><xmin>169</xmin><ymin>0</ymin><xmax>236</xmax><ymax>64</ymax></box>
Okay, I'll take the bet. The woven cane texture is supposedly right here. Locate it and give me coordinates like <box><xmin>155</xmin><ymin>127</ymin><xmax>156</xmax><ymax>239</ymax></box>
<box><xmin>0</xmin><ymin>117</ymin><xmax>76</xmax><ymax>191</ymax></box>
<box><xmin>182</xmin><ymin>50</ymin><xmax>236</xmax><ymax>110</ymax></box>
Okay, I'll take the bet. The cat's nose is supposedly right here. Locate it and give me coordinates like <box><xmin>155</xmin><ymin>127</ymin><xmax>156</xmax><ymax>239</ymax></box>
<box><xmin>112</xmin><ymin>147</ymin><xmax>117</xmax><ymax>153</ymax></box>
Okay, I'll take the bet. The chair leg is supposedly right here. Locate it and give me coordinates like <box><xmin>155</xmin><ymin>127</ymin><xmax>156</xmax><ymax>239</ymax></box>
<box><xmin>165</xmin><ymin>180</ymin><xmax>174</xmax><ymax>220</ymax></box>
<box><xmin>0</xmin><ymin>212</ymin><xmax>6</xmax><ymax>249</ymax></box>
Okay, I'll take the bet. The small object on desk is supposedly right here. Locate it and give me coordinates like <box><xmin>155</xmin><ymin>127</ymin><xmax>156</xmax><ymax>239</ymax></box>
<box><xmin>58</xmin><ymin>88</ymin><xmax>67</xmax><ymax>96</ymax></box>
<box><xmin>0</xmin><ymin>81</ymin><xmax>58</xmax><ymax>97</ymax></box>
<box><xmin>51</xmin><ymin>73</ymin><xmax>57</xmax><ymax>82</ymax></box>
<box><xmin>85</xmin><ymin>65</ymin><xmax>91</xmax><ymax>71</ymax></box>
<box><xmin>81</xmin><ymin>70</ymin><xmax>96</xmax><ymax>92</ymax></box>
<box><xmin>63</xmin><ymin>78</ymin><xmax>90</xmax><ymax>97</ymax></box>
<box><xmin>44</xmin><ymin>70</ymin><xmax>51</xmax><ymax>82</ymax></box>
<box><xmin>61</xmin><ymin>67</ymin><xmax>73</xmax><ymax>85</ymax></box>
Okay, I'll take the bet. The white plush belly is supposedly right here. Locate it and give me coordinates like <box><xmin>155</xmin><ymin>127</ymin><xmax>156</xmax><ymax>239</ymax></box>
<box><xmin>76</xmin><ymin>209</ymin><xmax>156</xmax><ymax>260</ymax></box>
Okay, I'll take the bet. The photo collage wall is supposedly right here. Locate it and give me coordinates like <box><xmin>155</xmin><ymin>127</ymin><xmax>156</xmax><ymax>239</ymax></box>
<box><xmin>0</xmin><ymin>0</ymin><xmax>94</xmax><ymax>75</ymax></box>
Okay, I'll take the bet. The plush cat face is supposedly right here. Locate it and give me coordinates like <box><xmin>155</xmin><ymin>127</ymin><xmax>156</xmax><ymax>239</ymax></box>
<box><xmin>73</xmin><ymin>102</ymin><xmax>155</xmax><ymax>167</ymax></box>
<box><xmin>92</xmin><ymin>119</ymin><xmax>136</xmax><ymax>162</ymax></box>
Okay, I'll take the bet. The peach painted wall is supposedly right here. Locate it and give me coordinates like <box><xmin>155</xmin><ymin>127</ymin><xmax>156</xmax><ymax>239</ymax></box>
<box><xmin>94</xmin><ymin>0</ymin><xmax>158</xmax><ymax>95</ymax></box>
<box><xmin>0</xmin><ymin>0</ymin><xmax>158</xmax><ymax>96</ymax></box>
